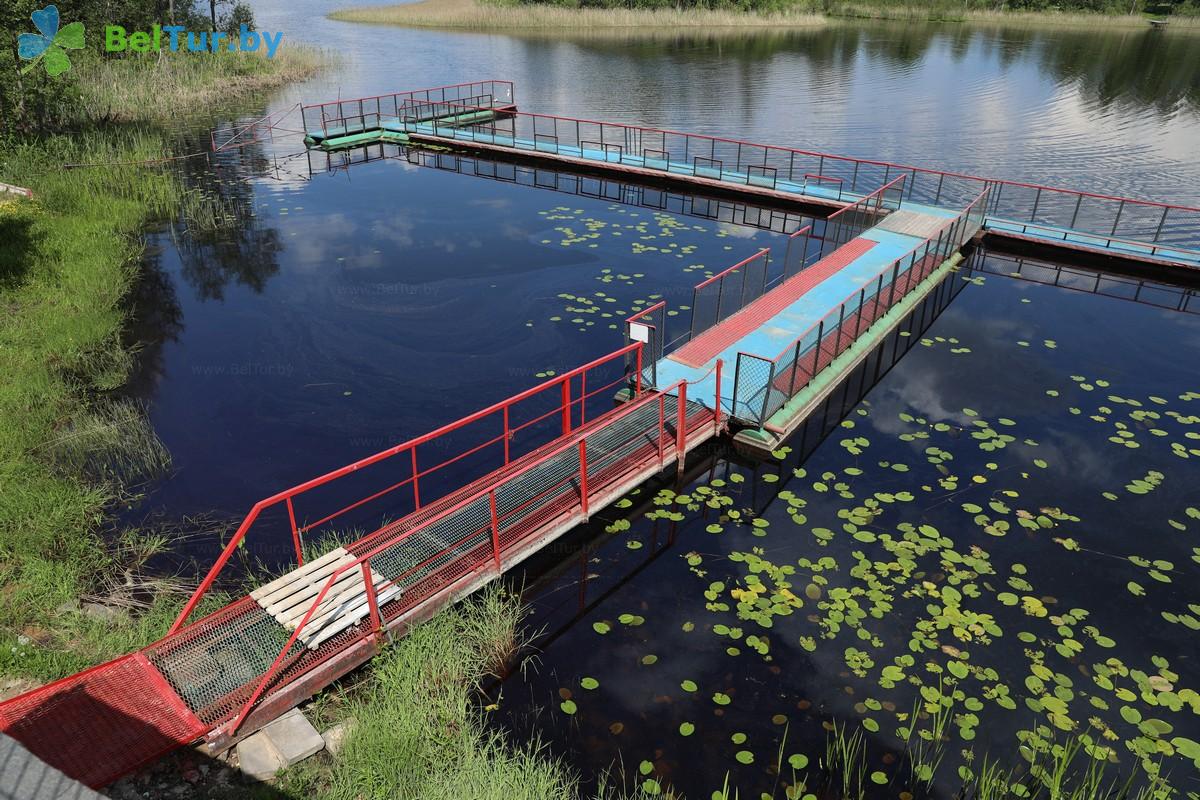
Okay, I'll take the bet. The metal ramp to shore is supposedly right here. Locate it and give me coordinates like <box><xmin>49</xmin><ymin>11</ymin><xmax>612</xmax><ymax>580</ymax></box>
<box><xmin>0</xmin><ymin>348</ymin><xmax>717</xmax><ymax>788</ymax></box>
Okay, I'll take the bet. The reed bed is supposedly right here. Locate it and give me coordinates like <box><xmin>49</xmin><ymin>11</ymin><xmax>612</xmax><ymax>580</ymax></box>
<box><xmin>330</xmin><ymin>0</ymin><xmax>1199</xmax><ymax>31</ymax></box>
<box><xmin>330</xmin><ymin>0</ymin><xmax>825</xmax><ymax>30</ymax></box>
<box><xmin>73</xmin><ymin>47</ymin><xmax>326</xmax><ymax>125</ymax></box>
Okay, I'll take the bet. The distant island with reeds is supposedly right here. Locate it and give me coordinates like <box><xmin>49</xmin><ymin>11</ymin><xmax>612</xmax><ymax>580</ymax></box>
<box><xmin>328</xmin><ymin>0</ymin><xmax>1198</xmax><ymax>31</ymax></box>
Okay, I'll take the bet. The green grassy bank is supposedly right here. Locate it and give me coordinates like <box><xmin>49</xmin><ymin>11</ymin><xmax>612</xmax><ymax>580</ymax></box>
<box><xmin>0</xmin><ymin>48</ymin><xmax>320</xmax><ymax>686</ymax></box>
<box><xmin>270</xmin><ymin>588</ymin><xmax>600</xmax><ymax>800</ymax></box>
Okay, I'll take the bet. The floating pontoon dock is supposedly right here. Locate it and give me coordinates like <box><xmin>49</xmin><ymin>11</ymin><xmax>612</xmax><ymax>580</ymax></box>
<box><xmin>4</xmin><ymin>80</ymin><xmax>1198</xmax><ymax>789</ymax></box>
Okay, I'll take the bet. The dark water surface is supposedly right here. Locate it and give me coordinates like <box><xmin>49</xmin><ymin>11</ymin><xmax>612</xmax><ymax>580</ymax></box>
<box><xmin>128</xmin><ymin>5</ymin><xmax>1200</xmax><ymax>797</ymax></box>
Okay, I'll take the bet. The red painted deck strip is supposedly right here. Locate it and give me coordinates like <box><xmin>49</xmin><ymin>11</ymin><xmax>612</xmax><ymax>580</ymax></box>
<box><xmin>669</xmin><ymin>238</ymin><xmax>878</xmax><ymax>368</ymax></box>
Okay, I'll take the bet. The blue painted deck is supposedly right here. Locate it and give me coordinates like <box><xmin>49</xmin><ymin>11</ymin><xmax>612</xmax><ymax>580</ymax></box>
<box><xmin>401</xmin><ymin>121</ymin><xmax>961</xmax><ymax>221</ymax></box>
<box><xmin>982</xmin><ymin>218</ymin><xmax>1200</xmax><ymax>268</ymax></box>
<box><xmin>315</xmin><ymin>118</ymin><xmax>1200</xmax><ymax>271</ymax></box>
<box><xmin>657</xmin><ymin>226</ymin><xmax>934</xmax><ymax>417</ymax></box>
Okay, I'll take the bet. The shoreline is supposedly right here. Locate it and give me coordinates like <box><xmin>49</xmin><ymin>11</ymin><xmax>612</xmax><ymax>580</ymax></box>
<box><xmin>328</xmin><ymin>0</ymin><xmax>1200</xmax><ymax>32</ymax></box>
<box><xmin>329</xmin><ymin>0</ymin><xmax>825</xmax><ymax>30</ymax></box>
<box><xmin>0</xmin><ymin>47</ymin><xmax>324</xmax><ymax>687</ymax></box>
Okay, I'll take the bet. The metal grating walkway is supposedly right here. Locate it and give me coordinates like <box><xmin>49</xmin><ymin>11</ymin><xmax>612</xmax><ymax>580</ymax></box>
<box><xmin>0</xmin><ymin>655</ymin><xmax>206</xmax><ymax>789</ymax></box>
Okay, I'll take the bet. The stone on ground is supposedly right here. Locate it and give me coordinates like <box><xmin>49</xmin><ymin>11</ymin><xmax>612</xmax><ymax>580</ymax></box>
<box><xmin>320</xmin><ymin>718</ymin><xmax>355</xmax><ymax>758</ymax></box>
<box><xmin>261</xmin><ymin>707</ymin><xmax>325</xmax><ymax>765</ymax></box>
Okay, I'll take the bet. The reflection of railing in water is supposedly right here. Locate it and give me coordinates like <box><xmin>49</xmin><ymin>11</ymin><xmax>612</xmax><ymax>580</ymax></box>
<box><xmin>966</xmin><ymin>249</ymin><xmax>1199</xmax><ymax>315</ymax></box>
<box><xmin>307</xmin><ymin>143</ymin><xmax>813</xmax><ymax>235</ymax></box>
<box><xmin>391</xmin><ymin>90</ymin><xmax>1200</xmax><ymax>251</ymax></box>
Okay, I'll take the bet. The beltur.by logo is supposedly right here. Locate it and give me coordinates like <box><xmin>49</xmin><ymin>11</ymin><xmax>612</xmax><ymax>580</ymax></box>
<box><xmin>18</xmin><ymin>5</ymin><xmax>84</xmax><ymax>76</ymax></box>
<box><xmin>105</xmin><ymin>24</ymin><xmax>284</xmax><ymax>58</ymax></box>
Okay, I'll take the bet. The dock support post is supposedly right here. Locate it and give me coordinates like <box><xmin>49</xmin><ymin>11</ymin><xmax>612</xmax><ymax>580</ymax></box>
<box><xmin>1111</xmin><ymin>200</ymin><xmax>1125</xmax><ymax>236</ymax></box>
<box><xmin>658</xmin><ymin>394</ymin><xmax>666</xmax><ymax>470</ymax></box>
<box><xmin>579</xmin><ymin>440</ymin><xmax>589</xmax><ymax>520</ymax></box>
<box><xmin>812</xmin><ymin>320</ymin><xmax>825</xmax><ymax>385</ymax></box>
<box><xmin>412</xmin><ymin>448</ymin><xmax>421</xmax><ymax>509</ymax></box>
<box><xmin>362</xmin><ymin>562</ymin><xmax>382</xmax><ymax>634</ymax></box>
<box><xmin>503</xmin><ymin>407</ymin><xmax>511</xmax><ymax>465</ymax></box>
<box><xmin>853</xmin><ymin>289</ymin><xmax>866</xmax><ymax>340</ymax></box>
<box><xmin>1154</xmin><ymin>207</ymin><xmax>1169</xmax><ymax>243</ymax></box>
<box><xmin>833</xmin><ymin>304</ymin><xmax>846</xmax><ymax>355</ymax></box>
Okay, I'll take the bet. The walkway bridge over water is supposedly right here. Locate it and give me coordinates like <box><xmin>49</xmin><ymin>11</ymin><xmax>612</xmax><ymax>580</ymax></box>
<box><xmin>4</xmin><ymin>81</ymin><xmax>1199</xmax><ymax>790</ymax></box>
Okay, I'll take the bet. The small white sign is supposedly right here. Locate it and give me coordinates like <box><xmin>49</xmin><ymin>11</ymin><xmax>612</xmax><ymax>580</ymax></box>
<box><xmin>629</xmin><ymin>323</ymin><xmax>650</xmax><ymax>344</ymax></box>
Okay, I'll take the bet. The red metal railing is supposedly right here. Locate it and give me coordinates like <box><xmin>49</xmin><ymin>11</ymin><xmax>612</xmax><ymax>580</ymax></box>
<box><xmin>730</xmin><ymin>187</ymin><xmax>991</xmax><ymax>425</ymax></box>
<box><xmin>169</xmin><ymin>342</ymin><xmax>642</xmax><ymax>634</ymax></box>
<box><xmin>624</xmin><ymin>224</ymin><xmax>819</xmax><ymax>388</ymax></box>
<box><xmin>300</xmin><ymin>80</ymin><xmax>515</xmax><ymax>141</ymax></box>
<box><xmin>981</xmin><ymin>216</ymin><xmax>1200</xmax><ymax>263</ymax></box>
<box><xmin>821</xmin><ymin>174</ymin><xmax>906</xmax><ymax>252</ymax></box>
<box><xmin>377</xmin><ymin>88</ymin><xmax>1200</xmax><ymax>251</ymax></box>
<box><xmin>622</xmin><ymin>175</ymin><xmax>912</xmax><ymax>389</ymax></box>
<box><xmin>226</xmin><ymin>374</ymin><xmax>706</xmax><ymax>734</ymax></box>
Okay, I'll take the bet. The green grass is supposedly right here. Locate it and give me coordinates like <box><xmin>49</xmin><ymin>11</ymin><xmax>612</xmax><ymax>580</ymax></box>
<box><xmin>275</xmin><ymin>587</ymin><xmax>583</xmax><ymax>800</ymax></box>
<box><xmin>0</xmin><ymin>48</ymin><xmax>323</xmax><ymax>685</ymax></box>
<box><xmin>0</xmin><ymin>130</ymin><xmax>187</xmax><ymax>682</ymax></box>
<box><xmin>73</xmin><ymin>48</ymin><xmax>326</xmax><ymax>124</ymax></box>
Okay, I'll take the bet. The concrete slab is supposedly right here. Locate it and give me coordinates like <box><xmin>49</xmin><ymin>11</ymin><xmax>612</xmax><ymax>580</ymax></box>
<box><xmin>261</xmin><ymin>708</ymin><xmax>325</xmax><ymax>765</ymax></box>
<box><xmin>235</xmin><ymin>733</ymin><xmax>284</xmax><ymax>781</ymax></box>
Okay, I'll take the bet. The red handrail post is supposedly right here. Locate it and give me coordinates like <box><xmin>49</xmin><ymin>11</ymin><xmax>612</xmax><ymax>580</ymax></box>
<box><xmin>231</xmin><ymin>567</ymin><xmax>341</xmax><ymax>734</ymax></box>
<box><xmin>489</xmin><ymin>489</ymin><xmax>501</xmax><ymax>571</ymax></box>
<box><xmin>635</xmin><ymin>345</ymin><xmax>643</xmax><ymax>395</ymax></box>
<box><xmin>579</xmin><ymin>439</ymin><xmax>590</xmax><ymax>520</ymax></box>
<box><xmin>169</xmin><ymin>504</ymin><xmax>264</xmax><ymax>634</ymax></box>
<box><xmin>658</xmin><ymin>394</ymin><xmax>666</xmax><ymax>469</ymax></box>
<box><xmin>561</xmin><ymin>380</ymin><xmax>572</xmax><ymax>435</ymax></box>
<box><xmin>362</xmin><ymin>561</ymin><xmax>382</xmax><ymax>634</ymax></box>
<box><xmin>411</xmin><ymin>447</ymin><xmax>421</xmax><ymax>509</ymax></box>
<box><xmin>286</xmin><ymin>496</ymin><xmax>303</xmax><ymax>566</ymax></box>
<box><xmin>503</xmin><ymin>406</ymin><xmax>511</xmax><ymax>465</ymax></box>
<box><xmin>676</xmin><ymin>383</ymin><xmax>688</xmax><ymax>478</ymax></box>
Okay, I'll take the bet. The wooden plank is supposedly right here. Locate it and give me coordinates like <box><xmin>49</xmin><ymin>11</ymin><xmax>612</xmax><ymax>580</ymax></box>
<box><xmin>298</xmin><ymin>584</ymin><xmax>403</xmax><ymax>649</ymax></box>
<box><xmin>288</xmin><ymin>569</ymin><xmax>397</xmax><ymax>631</ymax></box>
<box><xmin>250</xmin><ymin>548</ymin><xmax>348</xmax><ymax>602</ymax></box>
<box><xmin>263</xmin><ymin>564</ymin><xmax>363</xmax><ymax>620</ymax></box>
<box><xmin>876</xmin><ymin>210</ymin><xmax>947</xmax><ymax>239</ymax></box>
<box><xmin>251</xmin><ymin>547</ymin><xmax>403</xmax><ymax>649</ymax></box>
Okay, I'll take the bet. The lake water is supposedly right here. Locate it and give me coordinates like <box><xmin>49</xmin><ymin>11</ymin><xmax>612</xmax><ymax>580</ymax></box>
<box><xmin>129</xmin><ymin>4</ymin><xmax>1200</xmax><ymax>797</ymax></box>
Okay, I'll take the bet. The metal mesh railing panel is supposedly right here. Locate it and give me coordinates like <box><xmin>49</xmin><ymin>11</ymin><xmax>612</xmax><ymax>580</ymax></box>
<box><xmin>146</xmin><ymin>599</ymin><xmax>296</xmax><ymax>720</ymax></box>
